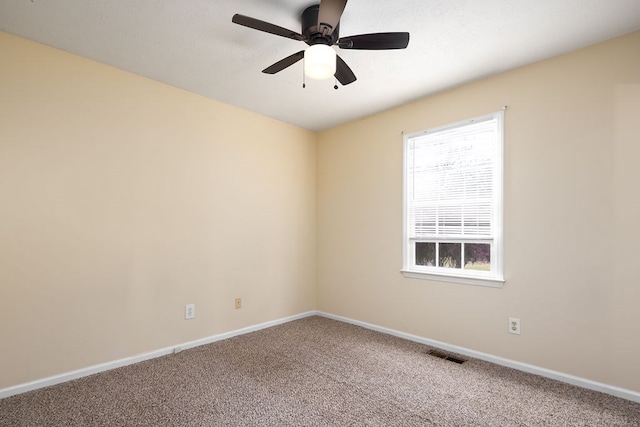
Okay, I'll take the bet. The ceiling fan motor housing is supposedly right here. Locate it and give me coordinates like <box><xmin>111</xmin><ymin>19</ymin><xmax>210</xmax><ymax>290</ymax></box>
<box><xmin>302</xmin><ymin>5</ymin><xmax>340</xmax><ymax>45</ymax></box>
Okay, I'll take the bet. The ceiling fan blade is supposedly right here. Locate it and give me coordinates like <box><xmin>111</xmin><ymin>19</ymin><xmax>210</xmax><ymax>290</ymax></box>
<box><xmin>317</xmin><ymin>0</ymin><xmax>348</xmax><ymax>35</ymax></box>
<box><xmin>335</xmin><ymin>55</ymin><xmax>357</xmax><ymax>86</ymax></box>
<box><xmin>262</xmin><ymin>51</ymin><xmax>305</xmax><ymax>74</ymax></box>
<box><xmin>232</xmin><ymin>14</ymin><xmax>304</xmax><ymax>41</ymax></box>
<box><xmin>338</xmin><ymin>32</ymin><xmax>410</xmax><ymax>50</ymax></box>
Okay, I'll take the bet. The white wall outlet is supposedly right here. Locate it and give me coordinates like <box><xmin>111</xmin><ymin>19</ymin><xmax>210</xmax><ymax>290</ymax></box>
<box><xmin>509</xmin><ymin>317</ymin><xmax>521</xmax><ymax>334</ymax></box>
<box><xmin>185</xmin><ymin>303</ymin><xmax>195</xmax><ymax>320</ymax></box>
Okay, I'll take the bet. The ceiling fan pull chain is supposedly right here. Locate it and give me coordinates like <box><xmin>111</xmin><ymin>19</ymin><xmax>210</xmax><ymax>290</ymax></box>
<box><xmin>334</xmin><ymin>77</ymin><xmax>338</xmax><ymax>90</ymax></box>
<box><xmin>302</xmin><ymin>57</ymin><xmax>306</xmax><ymax>88</ymax></box>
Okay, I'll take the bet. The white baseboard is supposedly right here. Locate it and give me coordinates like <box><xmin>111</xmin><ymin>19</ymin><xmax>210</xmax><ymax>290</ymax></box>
<box><xmin>3</xmin><ymin>310</ymin><xmax>638</xmax><ymax>404</ymax></box>
<box><xmin>316</xmin><ymin>311</ymin><xmax>640</xmax><ymax>404</ymax></box>
<box><xmin>0</xmin><ymin>311</ymin><xmax>316</xmax><ymax>400</ymax></box>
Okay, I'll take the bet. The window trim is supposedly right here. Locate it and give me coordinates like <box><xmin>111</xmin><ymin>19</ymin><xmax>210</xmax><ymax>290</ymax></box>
<box><xmin>402</xmin><ymin>111</ymin><xmax>505</xmax><ymax>287</ymax></box>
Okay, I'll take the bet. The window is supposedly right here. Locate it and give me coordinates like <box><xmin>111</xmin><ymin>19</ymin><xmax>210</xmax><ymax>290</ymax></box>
<box><xmin>402</xmin><ymin>111</ymin><xmax>504</xmax><ymax>287</ymax></box>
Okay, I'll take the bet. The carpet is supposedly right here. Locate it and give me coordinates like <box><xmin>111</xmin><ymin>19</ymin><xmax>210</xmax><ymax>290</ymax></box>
<box><xmin>1</xmin><ymin>316</ymin><xmax>639</xmax><ymax>426</ymax></box>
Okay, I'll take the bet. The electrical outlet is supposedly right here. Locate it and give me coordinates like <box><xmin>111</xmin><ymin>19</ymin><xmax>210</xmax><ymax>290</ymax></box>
<box><xmin>185</xmin><ymin>303</ymin><xmax>195</xmax><ymax>320</ymax></box>
<box><xmin>509</xmin><ymin>317</ymin><xmax>520</xmax><ymax>335</ymax></box>
<box><xmin>234</xmin><ymin>298</ymin><xmax>242</xmax><ymax>309</ymax></box>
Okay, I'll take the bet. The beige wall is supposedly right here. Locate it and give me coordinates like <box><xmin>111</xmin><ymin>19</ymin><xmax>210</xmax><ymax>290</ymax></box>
<box><xmin>2</xmin><ymin>28</ymin><xmax>639</xmax><ymax>395</ymax></box>
<box><xmin>317</xmin><ymin>31</ymin><xmax>640</xmax><ymax>392</ymax></box>
<box><xmin>0</xmin><ymin>32</ymin><xmax>317</xmax><ymax>388</ymax></box>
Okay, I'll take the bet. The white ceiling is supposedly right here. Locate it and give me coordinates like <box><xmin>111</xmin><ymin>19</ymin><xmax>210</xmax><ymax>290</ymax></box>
<box><xmin>1</xmin><ymin>1</ymin><xmax>639</xmax><ymax>131</ymax></box>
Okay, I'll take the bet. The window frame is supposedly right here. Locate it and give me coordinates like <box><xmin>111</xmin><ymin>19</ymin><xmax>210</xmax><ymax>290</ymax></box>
<box><xmin>402</xmin><ymin>111</ymin><xmax>505</xmax><ymax>287</ymax></box>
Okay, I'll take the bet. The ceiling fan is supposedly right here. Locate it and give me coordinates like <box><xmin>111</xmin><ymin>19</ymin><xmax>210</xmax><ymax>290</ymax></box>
<box><xmin>232</xmin><ymin>0</ymin><xmax>410</xmax><ymax>86</ymax></box>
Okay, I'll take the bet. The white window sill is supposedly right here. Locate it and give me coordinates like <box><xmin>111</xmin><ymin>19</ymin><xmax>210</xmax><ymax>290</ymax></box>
<box><xmin>401</xmin><ymin>270</ymin><xmax>505</xmax><ymax>288</ymax></box>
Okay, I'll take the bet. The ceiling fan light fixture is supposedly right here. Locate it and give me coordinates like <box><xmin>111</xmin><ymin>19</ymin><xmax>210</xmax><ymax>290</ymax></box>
<box><xmin>304</xmin><ymin>44</ymin><xmax>336</xmax><ymax>80</ymax></box>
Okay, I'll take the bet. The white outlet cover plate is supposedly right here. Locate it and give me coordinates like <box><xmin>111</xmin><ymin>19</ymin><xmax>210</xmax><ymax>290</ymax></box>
<box><xmin>508</xmin><ymin>317</ymin><xmax>520</xmax><ymax>334</ymax></box>
<box><xmin>185</xmin><ymin>304</ymin><xmax>195</xmax><ymax>320</ymax></box>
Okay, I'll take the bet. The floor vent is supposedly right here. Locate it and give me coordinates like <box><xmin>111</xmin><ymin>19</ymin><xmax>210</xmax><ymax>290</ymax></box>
<box><xmin>427</xmin><ymin>350</ymin><xmax>466</xmax><ymax>364</ymax></box>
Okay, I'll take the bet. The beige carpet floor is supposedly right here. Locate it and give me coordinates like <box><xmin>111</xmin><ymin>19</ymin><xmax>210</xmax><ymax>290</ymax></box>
<box><xmin>1</xmin><ymin>316</ymin><xmax>639</xmax><ymax>426</ymax></box>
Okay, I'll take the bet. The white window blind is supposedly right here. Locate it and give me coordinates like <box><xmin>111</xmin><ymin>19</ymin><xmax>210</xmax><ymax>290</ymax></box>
<box><xmin>408</xmin><ymin>119</ymin><xmax>496</xmax><ymax>240</ymax></box>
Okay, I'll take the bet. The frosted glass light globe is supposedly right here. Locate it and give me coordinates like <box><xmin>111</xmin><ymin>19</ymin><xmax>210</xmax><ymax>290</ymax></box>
<box><xmin>304</xmin><ymin>45</ymin><xmax>337</xmax><ymax>80</ymax></box>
